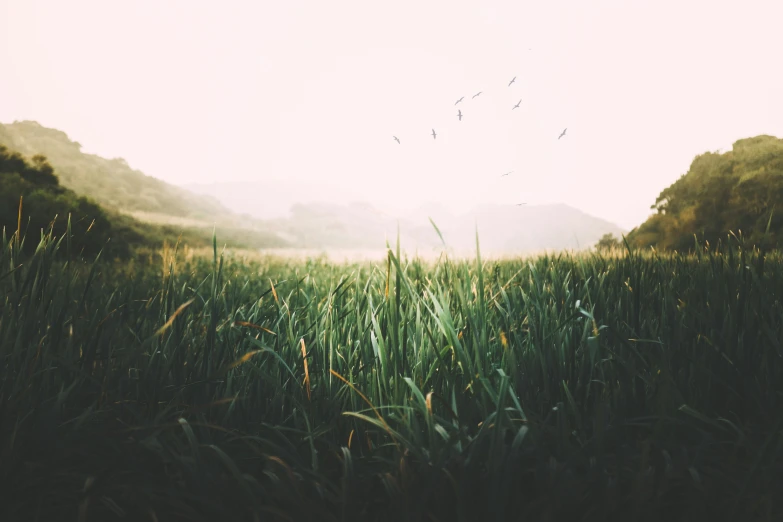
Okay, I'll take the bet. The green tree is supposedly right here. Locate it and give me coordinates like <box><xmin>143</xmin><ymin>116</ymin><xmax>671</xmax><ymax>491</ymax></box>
<box><xmin>0</xmin><ymin>144</ymin><xmax>123</xmax><ymax>258</ymax></box>
<box><xmin>595</xmin><ymin>233</ymin><xmax>622</xmax><ymax>252</ymax></box>
<box><xmin>628</xmin><ymin>135</ymin><xmax>783</xmax><ymax>251</ymax></box>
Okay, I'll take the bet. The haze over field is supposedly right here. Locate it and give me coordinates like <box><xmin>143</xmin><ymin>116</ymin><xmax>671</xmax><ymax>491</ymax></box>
<box><xmin>2</xmin><ymin>0</ymin><xmax>783</xmax><ymax>239</ymax></box>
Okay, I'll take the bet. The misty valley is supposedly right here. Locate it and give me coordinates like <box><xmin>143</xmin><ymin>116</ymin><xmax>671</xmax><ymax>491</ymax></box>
<box><xmin>2</xmin><ymin>1</ymin><xmax>783</xmax><ymax>519</ymax></box>
<box><xmin>1</xmin><ymin>121</ymin><xmax>782</xmax><ymax>521</ymax></box>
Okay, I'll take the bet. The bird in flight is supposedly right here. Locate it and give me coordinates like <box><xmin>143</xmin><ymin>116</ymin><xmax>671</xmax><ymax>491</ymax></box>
<box><xmin>558</xmin><ymin>128</ymin><xmax>567</xmax><ymax>139</ymax></box>
<box><xmin>393</xmin><ymin>136</ymin><xmax>400</xmax><ymax>144</ymax></box>
<box><xmin>432</xmin><ymin>128</ymin><xmax>437</xmax><ymax>139</ymax></box>
<box><xmin>508</xmin><ymin>76</ymin><xmax>516</xmax><ymax>86</ymax></box>
<box><xmin>472</xmin><ymin>92</ymin><xmax>482</xmax><ymax>99</ymax></box>
<box><xmin>457</xmin><ymin>109</ymin><xmax>463</xmax><ymax>121</ymax></box>
<box><xmin>501</xmin><ymin>171</ymin><xmax>514</xmax><ymax>177</ymax></box>
<box><xmin>455</xmin><ymin>97</ymin><xmax>464</xmax><ymax>105</ymax></box>
<box><xmin>512</xmin><ymin>99</ymin><xmax>522</xmax><ymax>110</ymax></box>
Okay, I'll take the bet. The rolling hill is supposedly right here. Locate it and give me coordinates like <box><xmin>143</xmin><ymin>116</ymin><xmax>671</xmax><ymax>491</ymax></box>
<box><xmin>0</xmin><ymin>121</ymin><xmax>289</xmax><ymax>250</ymax></box>
<box><xmin>0</xmin><ymin>121</ymin><xmax>233</xmax><ymax>221</ymax></box>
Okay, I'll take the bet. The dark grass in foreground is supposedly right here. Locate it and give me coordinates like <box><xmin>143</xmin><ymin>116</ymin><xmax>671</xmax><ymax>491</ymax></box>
<box><xmin>1</xmin><ymin>225</ymin><xmax>782</xmax><ymax>522</ymax></box>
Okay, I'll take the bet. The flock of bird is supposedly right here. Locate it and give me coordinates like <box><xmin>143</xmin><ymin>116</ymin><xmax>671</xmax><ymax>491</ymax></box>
<box><xmin>391</xmin><ymin>71</ymin><xmax>568</xmax><ymax>206</ymax></box>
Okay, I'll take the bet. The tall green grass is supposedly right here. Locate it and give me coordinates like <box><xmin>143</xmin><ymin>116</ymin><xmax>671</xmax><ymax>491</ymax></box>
<box><xmin>1</xmin><ymin>224</ymin><xmax>782</xmax><ymax>521</ymax></box>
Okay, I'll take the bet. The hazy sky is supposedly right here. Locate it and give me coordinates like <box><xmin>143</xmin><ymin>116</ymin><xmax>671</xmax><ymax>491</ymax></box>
<box><xmin>2</xmin><ymin>0</ymin><xmax>782</xmax><ymax>230</ymax></box>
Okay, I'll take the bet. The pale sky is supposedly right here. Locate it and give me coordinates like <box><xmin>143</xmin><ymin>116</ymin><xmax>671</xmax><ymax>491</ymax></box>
<box><xmin>1</xmin><ymin>0</ymin><xmax>782</xmax><ymax>230</ymax></box>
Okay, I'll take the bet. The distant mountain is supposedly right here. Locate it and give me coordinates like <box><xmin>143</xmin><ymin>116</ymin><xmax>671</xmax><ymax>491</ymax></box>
<box><xmin>184</xmin><ymin>179</ymin><xmax>351</xmax><ymax>220</ymax></box>
<box><xmin>187</xmin><ymin>181</ymin><xmax>625</xmax><ymax>254</ymax></box>
<box><xmin>284</xmin><ymin>201</ymin><xmax>626</xmax><ymax>255</ymax></box>
<box><xmin>444</xmin><ymin>203</ymin><xmax>626</xmax><ymax>254</ymax></box>
<box><xmin>267</xmin><ymin>201</ymin><xmax>443</xmax><ymax>251</ymax></box>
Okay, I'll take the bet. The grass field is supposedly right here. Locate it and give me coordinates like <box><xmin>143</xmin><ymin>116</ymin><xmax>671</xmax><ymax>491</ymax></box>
<box><xmin>1</xmin><ymin>225</ymin><xmax>782</xmax><ymax>521</ymax></box>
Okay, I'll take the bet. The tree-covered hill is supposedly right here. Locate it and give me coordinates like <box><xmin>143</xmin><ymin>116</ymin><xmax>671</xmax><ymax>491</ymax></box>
<box><xmin>0</xmin><ymin>144</ymin><xmax>286</xmax><ymax>258</ymax></box>
<box><xmin>2</xmin><ymin>144</ymin><xmax>135</xmax><ymax>258</ymax></box>
<box><xmin>0</xmin><ymin>120</ymin><xmax>232</xmax><ymax>221</ymax></box>
<box><xmin>0</xmin><ymin>122</ymin><xmax>290</xmax><ymax>251</ymax></box>
<box><xmin>628</xmin><ymin>135</ymin><xmax>783</xmax><ymax>251</ymax></box>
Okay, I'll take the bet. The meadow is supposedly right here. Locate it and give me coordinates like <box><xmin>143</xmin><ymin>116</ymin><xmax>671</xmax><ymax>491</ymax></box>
<box><xmin>1</xmin><ymin>225</ymin><xmax>782</xmax><ymax>522</ymax></box>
